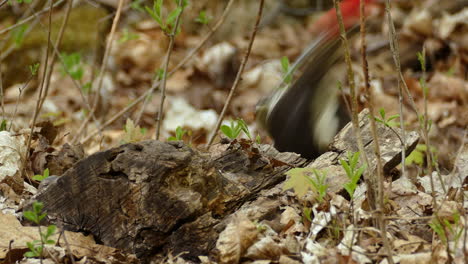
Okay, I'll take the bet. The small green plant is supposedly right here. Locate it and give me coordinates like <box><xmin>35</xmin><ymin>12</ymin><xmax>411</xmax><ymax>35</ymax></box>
<box><xmin>29</xmin><ymin>63</ymin><xmax>40</xmax><ymax>76</ymax></box>
<box><xmin>118</xmin><ymin>28</ymin><xmax>140</xmax><ymax>44</ymax></box>
<box><xmin>154</xmin><ymin>68</ymin><xmax>165</xmax><ymax>80</ymax></box>
<box><xmin>12</xmin><ymin>0</ymin><xmax>33</xmax><ymax>3</ymax></box>
<box><xmin>23</xmin><ymin>201</ymin><xmax>57</xmax><ymax>258</ymax></box>
<box><xmin>374</xmin><ymin>108</ymin><xmax>400</xmax><ymax>128</ymax></box>
<box><xmin>255</xmin><ymin>134</ymin><xmax>261</xmax><ymax>144</ymax></box>
<box><xmin>33</xmin><ymin>168</ymin><xmax>49</xmax><ymax>182</ymax></box>
<box><xmin>220</xmin><ymin>118</ymin><xmax>252</xmax><ymax>140</ymax></box>
<box><xmin>61</xmin><ymin>52</ymin><xmax>84</xmax><ymax>81</ymax></box>
<box><xmin>195</xmin><ymin>10</ymin><xmax>212</xmax><ymax>25</ymax></box>
<box><xmin>340</xmin><ymin>151</ymin><xmax>366</xmax><ymax>199</ymax></box>
<box><xmin>429</xmin><ymin>211</ymin><xmax>464</xmax><ymax>250</ymax></box>
<box><xmin>283</xmin><ymin>168</ymin><xmax>328</xmax><ymax>202</ymax></box>
<box><xmin>12</xmin><ymin>24</ymin><xmax>28</xmax><ymax>48</ymax></box>
<box><xmin>130</xmin><ymin>0</ymin><xmax>145</xmax><ymax>12</ymax></box>
<box><xmin>406</xmin><ymin>144</ymin><xmax>438</xmax><ymax>167</ymax></box>
<box><xmin>168</xmin><ymin>126</ymin><xmax>187</xmax><ymax>141</ymax></box>
<box><xmin>280</xmin><ymin>56</ymin><xmax>293</xmax><ymax>84</ymax></box>
<box><xmin>0</xmin><ymin>120</ymin><xmax>7</xmax><ymax>131</ymax></box>
<box><xmin>145</xmin><ymin>0</ymin><xmax>188</xmax><ymax>34</ymax></box>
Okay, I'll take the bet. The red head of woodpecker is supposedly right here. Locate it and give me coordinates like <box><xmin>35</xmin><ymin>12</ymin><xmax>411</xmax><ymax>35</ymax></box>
<box><xmin>257</xmin><ymin>0</ymin><xmax>374</xmax><ymax>158</ymax></box>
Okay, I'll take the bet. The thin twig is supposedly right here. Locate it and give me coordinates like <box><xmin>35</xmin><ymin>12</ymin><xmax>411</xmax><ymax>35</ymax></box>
<box><xmin>0</xmin><ymin>48</ymin><xmax>4</xmax><ymax>120</ymax></box>
<box><xmin>80</xmin><ymin>0</ymin><xmax>237</xmax><ymax>145</ymax></box>
<box><xmin>37</xmin><ymin>0</ymin><xmax>74</xmax><ymax>112</ymax></box>
<box><xmin>207</xmin><ymin>0</ymin><xmax>264</xmax><ymax>146</ymax></box>
<box><xmin>23</xmin><ymin>0</ymin><xmax>54</xmax><ymax>180</ymax></box>
<box><xmin>384</xmin><ymin>0</ymin><xmax>412</xmax><ymax>180</ymax></box>
<box><xmin>359</xmin><ymin>1</ymin><xmax>393</xmax><ymax>263</ymax></box>
<box><xmin>71</xmin><ymin>0</ymin><xmax>125</xmax><ymax>143</ymax></box>
<box><xmin>8</xmin><ymin>76</ymin><xmax>32</xmax><ymax>131</ymax></box>
<box><xmin>0</xmin><ymin>0</ymin><xmax>66</xmax><ymax>35</ymax></box>
<box><xmin>333</xmin><ymin>0</ymin><xmax>374</xmax><ymax>207</ymax></box>
<box><xmin>155</xmin><ymin>0</ymin><xmax>186</xmax><ymax>140</ymax></box>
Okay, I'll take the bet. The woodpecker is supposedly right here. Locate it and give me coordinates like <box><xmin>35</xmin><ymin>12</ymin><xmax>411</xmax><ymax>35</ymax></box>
<box><xmin>256</xmin><ymin>0</ymin><xmax>374</xmax><ymax>159</ymax></box>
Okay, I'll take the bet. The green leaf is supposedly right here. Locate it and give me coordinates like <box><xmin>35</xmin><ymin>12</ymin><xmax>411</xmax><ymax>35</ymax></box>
<box><xmin>29</xmin><ymin>63</ymin><xmax>40</xmax><ymax>76</ymax></box>
<box><xmin>195</xmin><ymin>10</ymin><xmax>212</xmax><ymax>24</ymax></box>
<box><xmin>166</xmin><ymin>7</ymin><xmax>182</xmax><ymax>27</ymax></box>
<box><xmin>387</xmin><ymin>114</ymin><xmax>400</xmax><ymax>122</ymax></box>
<box><xmin>61</xmin><ymin>52</ymin><xmax>84</xmax><ymax>80</ymax></box>
<box><xmin>12</xmin><ymin>24</ymin><xmax>28</xmax><ymax>47</ymax></box>
<box><xmin>23</xmin><ymin>211</ymin><xmax>37</xmax><ymax>223</ymax></box>
<box><xmin>280</xmin><ymin>56</ymin><xmax>292</xmax><ymax>83</ymax></box>
<box><xmin>220</xmin><ymin>125</ymin><xmax>234</xmax><ymax>139</ymax></box>
<box><xmin>46</xmin><ymin>225</ymin><xmax>56</xmax><ymax>237</ymax></box>
<box><xmin>340</xmin><ymin>159</ymin><xmax>352</xmax><ymax>179</ymax></box>
<box><xmin>379</xmin><ymin>108</ymin><xmax>386</xmax><ymax>119</ymax></box>
<box><xmin>0</xmin><ymin>120</ymin><xmax>7</xmax><ymax>131</ymax></box>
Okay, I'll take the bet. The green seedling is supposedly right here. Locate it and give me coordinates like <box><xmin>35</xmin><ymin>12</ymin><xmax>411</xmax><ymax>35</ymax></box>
<box><xmin>23</xmin><ymin>201</ymin><xmax>57</xmax><ymax>258</ymax></box>
<box><xmin>168</xmin><ymin>126</ymin><xmax>188</xmax><ymax>141</ymax></box>
<box><xmin>29</xmin><ymin>63</ymin><xmax>39</xmax><ymax>76</ymax></box>
<box><xmin>61</xmin><ymin>52</ymin><xmax>84</xmax><ymax>81</ymax></box>
<box><xmin>12</xmin><ymin>24</ymin><xmax>28</xmax><ymax>48</ymax></box>
<box><xmin>340</xmin><ymin>151</ymin><xmax>366</xmax><ymax>199</ymax></box>
<box><xmin>33</xmin><ymin>168</ymin><xmax>49</xmax><ymax>182</ymax></box>
<box><xmin>283</xmin><ymin>167</ymin><xmax>328</xmax><ymax>202</ymax></box>
<box><xmin>0</xmin><ymin>120</ymin><xmax>7</xmax><ymax>131</ymax></box>
<box><xmin>429</xmin><ymin>211</ymin><xmax>464</xmax><ymax>252</ymax></box>
<box><xmin>145</xmin><ymin>0</ymin><xmax>188</xmax><ymax>34</ymax></box>
<box><xmin>118</xmin><ymin>28</ymin><xmax>140</xmax><ymax>44</ymax></box>
<box><xmin>280</xmin><ymin>56</ymin><xmax>293</xmax><ymax>84</ymax></box>
<box><xmin>130</xmin><ymin>0</ymin><xmax>145</xmax><ymax>12</ymax></box>
<box><xmin>374</xmin><ymin>108</ymin><xmax>400</xmax><ymax>128</ymax></box>
<box><xmin>220</xmin><ymin>118</ymin><xmax>252</xmax><ymax>140</ymax></box>
<box><xmin>405</xmin><ymin>144</ymin><xmax>438</xmax><ymax>167</ymax></box>
<box><xmin>195</xmin><ymin>10</ymin><xmax>212</xmax><ymax>25</ymax></box>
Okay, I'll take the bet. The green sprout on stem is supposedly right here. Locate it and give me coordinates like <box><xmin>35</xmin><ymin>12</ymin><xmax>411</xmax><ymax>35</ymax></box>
<box><xmin>195</xmin><ymin>10</ymin><xmax>212</xmax><ymax>25</ymax></box>
<box><xmin>33</xmin><ymin>168</ymin><xmax>49</xmax><ymax>182</ymax></box>
<box><xmin>374</xmin><ymin>108</ymin><xmax>400</xmax><ymax>128</ymax></box>
<box><xmin>340</xmin><ymin>151</ymin><xmax>366</xmax><ymax>199</ymax></box>
<box><xmin>280</xmin><ymin>56</ymin><xmax>293</xmax><ymax>84</ymax></box>
<box><xmin>145</xmin><ymin>0</ymin><xmax>188</xmax><ymax>34</ymax></box>
<box><xmin>220</xmin><ymin>118</ymin><xmax>252</xmax><ymax>140</ymax></box>
<box><xmin>23</xmin><ymin>201</ymin><xmax>57</xmax><ymax>258</ymax></box>
<box><xmin>168</xmin><ymin>126</ymin><xmax>188</xmax><ymax>141</ymax></box>
<box><xmin>283</xmin><ymin>168</ymin><xmax>328</xmax><ymax>203</ymax></box>
<box><xmin>61</xmin><ymin>52</ymin><xmax>84</xmax><ymax>81</ymax></box>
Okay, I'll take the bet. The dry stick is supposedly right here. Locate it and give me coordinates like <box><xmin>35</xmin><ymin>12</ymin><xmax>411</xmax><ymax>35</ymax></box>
<box><xmin>71</xmin><ymin>0</ymin><xmax>125</xmax><ymax>144</ymax></box>
<box><xmin>155</xmin><ymin>1</ymin><xmax>186</xmax><ymax>140</ymax></box>
<box><xmin>207</xmin><ymin>0</ymin><xmax>265</xmax><ymax>146</ymax></box>
<box><xmin>359</xmin><ymin>1</ymin><xmax>394</xmax><ymax>264</ymax></box>
<box><xmin>332</xmin><ymin>0</ymin><xmax>374</xmax><ymax>206</ymax></box>
<box><xmin>333</xmin><ymin>2</ymin><xmax>379</xmax><ymax>261</ymax></box>
<box><xmin>8</xmin><ymin>76</ymin><xmax>33</xmax><ymax>131</ymax></box>
<box><xmin>23</xmin><ymin>0</ymin><xmax>54</xmax><ymax>179</ymax></box>
<box><xmin>28</xmin><ymin>8</ymin><xmax>99</xmax><ymax>132</ymax></box>
<box><xmin>37</xmin><ymin>0</ymin><xmax>73</xmax><ymax>112</ymax></box>
<box><xmin>0</xmin><ymin>0</ymin><xmax>65</xmax><ymax>35</ymax></box>
<box><xmin>0</xmin><ymin>49</ymin><xmax>4</xmax><ymax>120</ymax></box>
<box><xmin>0</xmin><ymin>0</ymin><xmax>45</xmax><ymax>61</ymax></box>
<box><xmin>79</xmin><ymin>0</ymin><xmax>237</xmax><ymax>145</ymax></box>
<box><xmin>135</xmin><ymin>0</ymin><xmax>237</xmax><ymax>125</ymax></box>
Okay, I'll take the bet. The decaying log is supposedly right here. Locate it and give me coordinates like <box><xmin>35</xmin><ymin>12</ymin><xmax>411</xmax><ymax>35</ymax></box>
<box><xmin>29</xmin><ymin>109</ymin><xmax>419</xmax><ymax>262</ymax></box>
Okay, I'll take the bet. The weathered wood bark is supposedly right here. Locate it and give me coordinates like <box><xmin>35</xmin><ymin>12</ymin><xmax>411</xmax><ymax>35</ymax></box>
<box><xmin>30</xmin><ymin>109</ymin><xmax>419</xmax><ymax>263</ymax></box>
<box><xmin>32</xmin><ymin>139</ymin><xmax>307</xmax><ymax>261</ymax></box>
